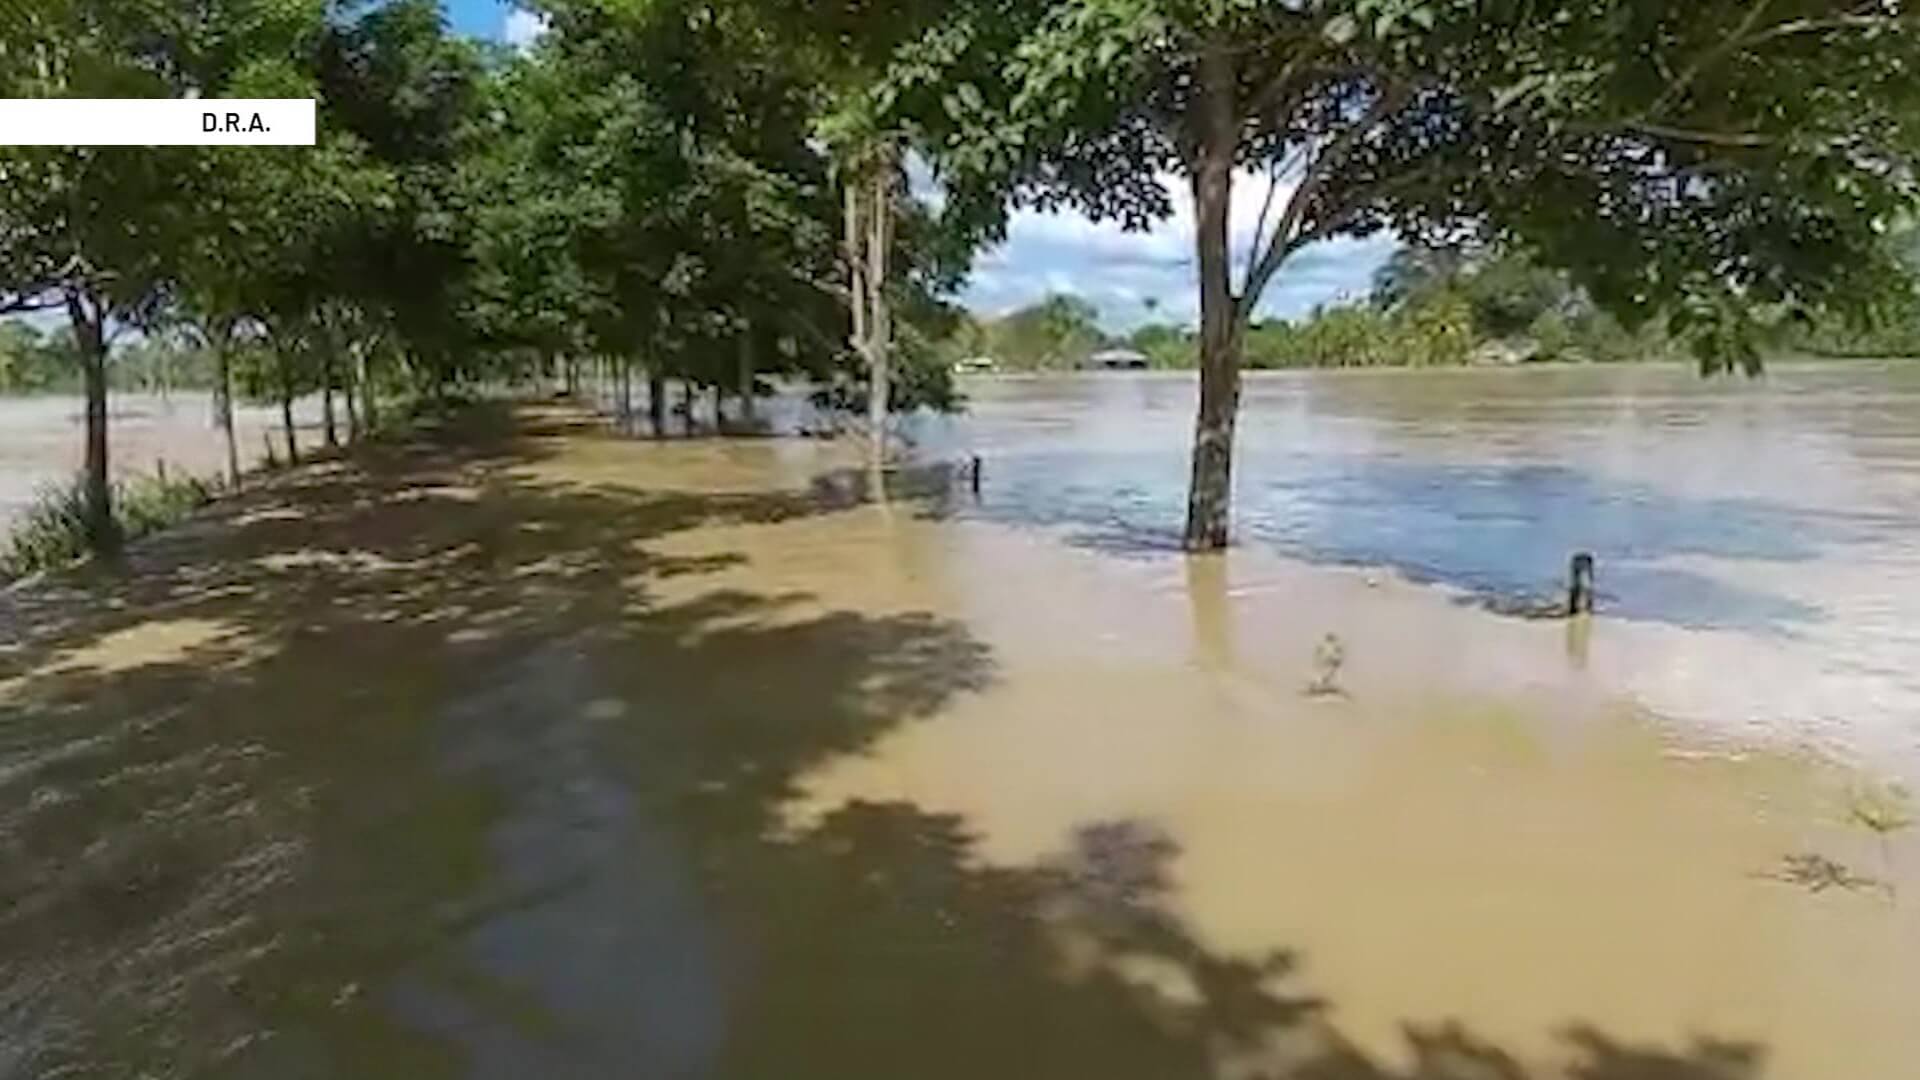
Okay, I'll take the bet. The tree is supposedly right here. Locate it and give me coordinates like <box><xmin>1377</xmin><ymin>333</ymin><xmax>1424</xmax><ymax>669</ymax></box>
<box><xmin>901</xmin><ymin>0</ymin><xmax>1920</xmax><ymax>548</ymax></box>
<box><xmin>0</xmin><ymin>1</ymin><xmax>238</xmax><ymax>550</ymax></box>
<box><xmin>1370</xmin><ymin>243</ymin><xmax>1471</xmax><ymax>311</ymax></box>
<box><xmin>970</xmin><ymin>293</ymin><xmax>1108</xmax><ymax>369</ymax></box>
<box><xmin>711</xmin><ymin>0</ymin><xmax>1009</xmax><ymax>455</ymax></box>
<box><xmin>316</xmin><ymin>0</ymin><xmax>486</xmax><ymax>400</ymax></box>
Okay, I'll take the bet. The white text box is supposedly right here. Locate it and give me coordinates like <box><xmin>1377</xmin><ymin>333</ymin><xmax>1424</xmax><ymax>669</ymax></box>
<box><xmin>0</xmin><ymin>99</ymin><xmax>316</xmax><ymax>146</ymax></box>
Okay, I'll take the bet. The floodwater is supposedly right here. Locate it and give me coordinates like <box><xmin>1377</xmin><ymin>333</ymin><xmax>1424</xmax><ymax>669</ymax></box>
<box><xmin>0</xmin><ymin>393</ymin><xmax>325</xmax><ymax>537</ymax></box>
<box><xmin>925</xmin><ymin>365</ymin><xmax>1920</xmax><ymax>783</ymax></box>
<box><xmin>0</xmin><ymin>373</ymin><xmax>1914</xmax><ymax>1080</ymax></box>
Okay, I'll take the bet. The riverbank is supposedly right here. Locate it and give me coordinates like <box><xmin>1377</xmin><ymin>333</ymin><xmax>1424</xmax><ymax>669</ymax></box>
<box><xmin>1</xmin><ymin>402</ymin><xmax>1913</xmax><ymax>1078</ymax></box>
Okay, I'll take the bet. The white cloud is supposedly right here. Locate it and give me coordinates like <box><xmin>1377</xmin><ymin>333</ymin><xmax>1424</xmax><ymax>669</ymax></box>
<box><xmin>502</xmin><ymin>7</ymin><xmax>550</xmax><ymax>52</ymax></box>
<box><xmin>958</xmin><ymin>170</ymin><xmax>1395</xmax><ymax>331</ymax></box>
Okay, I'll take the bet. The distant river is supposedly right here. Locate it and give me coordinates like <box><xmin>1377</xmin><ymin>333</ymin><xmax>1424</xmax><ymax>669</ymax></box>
<box><xmin>919</xmin><ymin>362</ymin><xmax>1920</xmax><ymax>777</ymax></box>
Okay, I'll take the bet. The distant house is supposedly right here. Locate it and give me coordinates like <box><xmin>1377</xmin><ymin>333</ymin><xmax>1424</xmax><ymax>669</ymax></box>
<box><xmin>1084</xmin><ymin>347</ymin><xmax>1149</xmax><ymax>370</ymax></box>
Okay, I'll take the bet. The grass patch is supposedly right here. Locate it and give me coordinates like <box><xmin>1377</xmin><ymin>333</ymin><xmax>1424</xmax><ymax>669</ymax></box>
<box><xmin>1</xmin><ymin>468</ymin><xmax>219</xmax><ymax>582</ymax></box>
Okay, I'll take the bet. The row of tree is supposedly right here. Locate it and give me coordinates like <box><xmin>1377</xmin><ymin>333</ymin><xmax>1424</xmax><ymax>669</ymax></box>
<box><xmin>6</xmin><ymin>0</ymin><xmax>1918</xmax><ymax>553</ymax></box>
<box><xmin>0</xmin><ymin>0</ymin><xmax>964</xmax><ymax>556</ymax></box>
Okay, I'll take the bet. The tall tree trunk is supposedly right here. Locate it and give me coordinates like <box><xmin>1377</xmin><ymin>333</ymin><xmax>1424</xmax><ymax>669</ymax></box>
<box><xmin>737</xmin><ymin>328</ymin><xmax>755</xmax><ymax>421</ymax></box>
<box><xmin>344</xmin><ymin>351</ymin><xmax>361</xmax><ymax>443</ymax></box>
<box><xmin>647</xmin><ymin>367</ymin><xmax>665</xmax><ymax>437</ymax></box>
<box><xmin>213</xmin><ymin>331</ymin><xmax>239</xmax><ymax>488</ymax></box>
<box><xmin>358</xmin><ymin>348</ymin><xmax>378</xmax><ymax>434</ymax></box>
<box><xmin>618</xmin><ymin>356</ymin><xmax>633</xmax><ymax>420</ymax></box>
<box><xmin>322</xmin><ymin>355</ymin><xmax>338</xmax><ymax>449</ymax></box>
<box><xmin>280</xmin><ymin>361</ymin><xmax>300</xmax><ymax>467</ymax></box>
<box><xmin>67</xmin><ymin>292</ymin><xmax>119</xmax><ymax>553</ymax></box>
<box><xmin>711</xmin><ymin>384</ymin><xmax>723</xmax><ymax>431</ymax></box>
<box><xmin>1183</xmin><ymin>43</ymin><xmax>1245</xmax><ymax>552</ymax></box>
<box><xmin>845</xmin><ymin>172</ymin><xmax>867</xmax><ymax>370</ymax></box>
<box><xmin>864</xmin><ymin>147</ymin><xmax>894</xmax><ymax>458</ymax></box>
<box><xmin>681</xmin><ymin>381</ymin><xmax>694</xmax><ymax>436</ymax></box>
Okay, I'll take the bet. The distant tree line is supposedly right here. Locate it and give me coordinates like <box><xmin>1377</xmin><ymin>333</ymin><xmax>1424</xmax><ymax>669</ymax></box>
<box><xmin>953</xmin><ymin>231</ymin><xmax>1920</xmax><ymax>373</ymax></box>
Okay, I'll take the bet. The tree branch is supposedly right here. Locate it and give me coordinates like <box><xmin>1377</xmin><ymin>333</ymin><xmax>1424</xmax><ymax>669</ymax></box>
<box><xmin>1625</xmin><ymin>121</ymin><xmax>1778</xmax><ymax>148</ymax></box>
<box><xmin>1742</xmin><ymin>12</ymin><xmax>1920</xmax><ymax>49</ymax></box>
<box><xmin>1239</xmin><ymin>163</ymin><xmax>1285</xmax><ymax>298</ymax></box>
<box><xmin>0</xmin><ymin>292</ymin><xmax>64</xmax><ymax>316</ymax></box>
<box><xmin>1648</xmin><ymin>0</ymin><xmax>1775</xmax><ymax>119</ymax></box>
<box><xmin>1239</xmin><ymin>85</ymin><xmax>1402</xmax><ymax>310</ymax></box>
<box><xmin>1634</xmin><ymin>5</ymin><xmax>1908</xmax><ymax>148</ymax></box>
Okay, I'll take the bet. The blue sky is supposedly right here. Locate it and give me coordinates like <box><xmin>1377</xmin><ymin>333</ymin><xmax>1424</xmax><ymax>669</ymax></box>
<box><xmin>442</xmin><ymin>0</ymin><xmax>517</xmax><ymax>40</ymax></box>
<box><xmin>443</xmin><ymin>2</ymin><xmax>1391</xmax><ymax>331</ymax></box>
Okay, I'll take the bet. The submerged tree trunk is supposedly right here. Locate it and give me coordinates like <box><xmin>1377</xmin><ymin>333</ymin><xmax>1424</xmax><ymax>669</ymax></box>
<box><xmin>1183</xmin><ymin>43</ymin><xmax>1245</xmax><ymax>552</ymax></box>
<box><xmin>618</xmin><ymin>356</ymin><xmax>633</xmax><ymax>420</ymax></box>
<box><xmin>647</xmin><ymin>367</ymin><xmax>665</xmax><ymax>437</ymax></box>
<box><xmin>681</xmin><ymin>380</ymin><xmax>694</xmax><ymax>436</ymax></box>
<box><xmin>67</xmin><ymin>291</ymin><xmax>119</xmax><ymax>553</ymax></box>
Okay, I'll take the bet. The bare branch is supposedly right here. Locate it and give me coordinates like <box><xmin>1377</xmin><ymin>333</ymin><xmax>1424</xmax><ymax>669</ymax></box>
<box><xmin>1567</xmin><ymin>117</ymin><xmax>1783</xmax><ymax>148</ymax></box>
<box><xmin>1625</xmin><ymin>121</ymin><xmax>1778</xmax><ymax>148</ymax></box>
<box><xmin>1742</xmin><ymin>13</ymin><xmax>1920</xmax><ymax>49</ymax></box>
<box><xmin>1648</xmin><ymin>0</ymin><xmax>1775</xmax><ymax>118</ymax></box>
<box><xmin>1289</xmin><ymin>159</ymin><xmax>1470</xmax><ymax>252</ymax></box>
<box><xmin>1239</xmin><ymin>164</ymin><xmax>1285</xmax><ymax>297</ymax></box>
<box><xmin>1239</xmin><ymin>85</ymin><xmax>1403</xmax><ymax>310</ymax></box>
<box><xmin>1637</xmin><ymin>5</ymin><xmax>1910</xmax><ymax>143</ymax></box>
<box><xmin>0</xmin><ymin>292</ymin><xmax>65</xmax><ymax>316</ymax></box>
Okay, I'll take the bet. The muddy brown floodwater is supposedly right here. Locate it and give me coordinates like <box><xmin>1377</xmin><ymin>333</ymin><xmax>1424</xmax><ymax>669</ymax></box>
<box><xmin>0</xmin><ymin>395</ymin><xmax>1915</xmax><ymax>1079</ymax></box>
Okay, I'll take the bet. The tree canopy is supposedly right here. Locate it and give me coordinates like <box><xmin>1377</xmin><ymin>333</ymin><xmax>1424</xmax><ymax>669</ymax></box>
<box><xmin>888</xmin><ymin>0</ymin><xmax>1920</xmax><ymax>546</ymax></box>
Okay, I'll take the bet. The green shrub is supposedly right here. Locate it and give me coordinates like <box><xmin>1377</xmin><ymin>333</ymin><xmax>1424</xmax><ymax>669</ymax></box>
<box><xmin>0</xmin><ymin>482</ymin><xmax>93</xmax><ymax>581</ymax></box>
<box><xmin>1</xmin><ymin>468</ymin><xmax>219</xmax><ymax>582</ymax></box>
<box><xmin>120</xmin><ymin>471</ymin><xmax>215</xmax><ymax>536</ymax></box>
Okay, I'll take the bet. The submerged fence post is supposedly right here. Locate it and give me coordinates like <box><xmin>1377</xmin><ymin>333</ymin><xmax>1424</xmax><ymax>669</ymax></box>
<box><xmin>969</xmin><ymin>454</ymin><xmax>982</xmax><ymax>496</ymax></box>
<box><xmin>1567</xmin><ymin>551</ymin><xmax>1596</xmax><ymax>616</ymax></box>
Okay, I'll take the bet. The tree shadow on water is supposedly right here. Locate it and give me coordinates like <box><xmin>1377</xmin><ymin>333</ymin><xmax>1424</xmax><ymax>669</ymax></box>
<box><xmin>0</xmin><ymin>407</ymin><xmax>1767</xmax><ymax>1080</ymax></box>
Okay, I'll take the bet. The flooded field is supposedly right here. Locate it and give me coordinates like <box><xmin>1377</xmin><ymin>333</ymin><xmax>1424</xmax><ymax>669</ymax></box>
<box><xmin>928</xmin><ymin>364</ymin><xmax>1920</xmax><ymax>783</ymax></box>
<box><xmin>0</xmin><ymin>375</ymin><xmax>1915</xmax><ymax>1079</ymax></box>
<box><xmin>0</xmin><ymin>393</ymin><xmax>323</xmax><ymax>536</ymax></box>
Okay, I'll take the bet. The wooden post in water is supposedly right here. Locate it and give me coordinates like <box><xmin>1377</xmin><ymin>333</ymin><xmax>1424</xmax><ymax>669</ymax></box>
<box><xmin>969</xmin><ymin>454</ymin><xmax>982</xmax><ymax>496</ymax></box>
<box><xmin>1567</xmin><ymin>552</ymin><xmax>1596</xmax><ymax>616</ymax></box>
